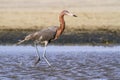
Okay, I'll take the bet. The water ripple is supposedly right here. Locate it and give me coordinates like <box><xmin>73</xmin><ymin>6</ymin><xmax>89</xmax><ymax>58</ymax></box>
<box><xmin>0</xmin><ymin>45</ymin><xmax>120</xmax><ymax>80</ymax></box>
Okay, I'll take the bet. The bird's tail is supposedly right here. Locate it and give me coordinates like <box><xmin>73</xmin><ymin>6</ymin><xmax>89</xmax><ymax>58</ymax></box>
<box><xmin>16</xmin><ymin>39</ymin><xmax>26</xmax><ymax>45</ymax></box>
<box><xmin>16</xmin><ymin>34</ymin><xmax>32</xmax><ymax>45</ymax></box>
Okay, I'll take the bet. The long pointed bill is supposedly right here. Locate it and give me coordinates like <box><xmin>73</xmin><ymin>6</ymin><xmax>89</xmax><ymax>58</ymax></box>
<box><xmin>66</xmin><ymin>12</ymin><xmax>77</xmax><ymax>17</ymax></box>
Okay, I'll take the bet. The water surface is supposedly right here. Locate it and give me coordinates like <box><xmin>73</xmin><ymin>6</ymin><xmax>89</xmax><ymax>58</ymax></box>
<box><xmin>0</xmin><ymin>45</ymin><xmax>120</xmax><ymax>80</ymax></box>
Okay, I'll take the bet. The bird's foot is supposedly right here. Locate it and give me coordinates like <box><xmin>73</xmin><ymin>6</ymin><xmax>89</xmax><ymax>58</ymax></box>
<box><xmin>43</xmin><ymin>56</ymin><xmax>52</xmax><ymax>67</ymax></box>
<box><xmin>34</xmin><ymin>57</ymin><xmax>40</xmax><ymax>66</ymax></box>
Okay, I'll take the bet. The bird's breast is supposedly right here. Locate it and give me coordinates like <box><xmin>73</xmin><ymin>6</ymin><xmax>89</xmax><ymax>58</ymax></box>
<box><xmin>54</xmin><ymin>29</ymin><xmax>64</xmax><ymax>39</ymax></box>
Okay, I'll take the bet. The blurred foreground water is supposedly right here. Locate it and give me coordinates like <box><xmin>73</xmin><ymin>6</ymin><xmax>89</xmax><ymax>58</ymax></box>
<box><xmin>0</xmin><ymin>45</ymin><xmax>120</xmax><ymax>80</ymax></box>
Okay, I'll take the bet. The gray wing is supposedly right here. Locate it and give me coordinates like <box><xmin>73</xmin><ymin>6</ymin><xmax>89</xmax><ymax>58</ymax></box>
<box><xmin>35</xmin><ymin>26</ymin><xmax>58</xmax><ymax>42</ymax></box>
<box><xmin>17</xmin><ymin>26</ymin><xmax>58</xmax><ymax>44</ymax></box>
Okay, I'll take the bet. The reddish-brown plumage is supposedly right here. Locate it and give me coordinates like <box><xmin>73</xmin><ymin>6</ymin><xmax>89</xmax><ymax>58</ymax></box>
<box><xmin>54</xmin><ymin>11</ymin><xmax>65</xmax><ymax>40</ymax></box>
<box><xmin>54</xmin><ymin>10</ymin><xmax>77</xmax><ymax>40</ymax></box>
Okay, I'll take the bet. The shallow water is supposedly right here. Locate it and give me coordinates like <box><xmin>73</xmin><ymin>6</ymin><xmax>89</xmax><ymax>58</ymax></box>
<box><xmin>0</xmin><ymin>45</ymin><xmax>120</xmax><ymax>80</ymax></box>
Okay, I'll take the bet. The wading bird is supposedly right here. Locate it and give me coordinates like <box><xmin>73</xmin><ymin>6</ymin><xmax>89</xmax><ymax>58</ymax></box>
<box><xmin>17</xmin><ymin>10</ymin><xmax>77</xmax><ymax>66</ymax></box>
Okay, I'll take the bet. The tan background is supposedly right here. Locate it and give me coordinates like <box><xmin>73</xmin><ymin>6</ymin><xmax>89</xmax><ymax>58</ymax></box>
<box><xmin>0</xmin><ymin>0</ymin><xmax>120</xmax><ymax>31</ymax></box>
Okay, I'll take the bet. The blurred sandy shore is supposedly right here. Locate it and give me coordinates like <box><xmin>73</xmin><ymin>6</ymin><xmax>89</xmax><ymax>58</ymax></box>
<box><xmin>0</xmin><ymin>0</ymin><xmax>120</xmax><ymax>31</ymax></box>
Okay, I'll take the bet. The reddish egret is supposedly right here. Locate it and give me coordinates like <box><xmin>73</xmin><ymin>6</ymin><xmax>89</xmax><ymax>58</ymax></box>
<box><xmin>17</xmin><ymin>10</ymin><xmax>77</xmax><ymax>66</ymax></box>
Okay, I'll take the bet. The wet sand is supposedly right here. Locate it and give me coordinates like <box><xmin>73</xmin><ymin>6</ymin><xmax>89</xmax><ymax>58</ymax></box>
<box><xmin>0</xmin><ymin>45</ymin><xmax>120</xmax><ymax>80</ymax></box>
<box><xmin>0</xmin><ymin>30</ymin><xmax>120</xmax><ymax>45</ymax></box>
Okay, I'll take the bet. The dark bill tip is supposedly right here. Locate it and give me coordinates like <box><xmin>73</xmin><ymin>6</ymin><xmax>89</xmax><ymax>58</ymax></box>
<box><xmin>73</xmin><ymin>15</ymin><xmax>77</xmax><ymax>17</ymax></box>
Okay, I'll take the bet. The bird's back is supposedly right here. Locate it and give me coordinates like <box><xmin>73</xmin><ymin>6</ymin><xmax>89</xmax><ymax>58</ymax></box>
<box><xmin>31</xmin><ymin>26</ymin><xmax>58</xmax><ymax>42</ymax></box>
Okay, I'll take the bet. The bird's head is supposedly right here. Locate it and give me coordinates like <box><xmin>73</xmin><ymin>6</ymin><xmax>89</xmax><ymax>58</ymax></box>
<box><xmin>62</xmin><ymin>10</ymin><xmax>77</xmax><ymax>17</ymax></box>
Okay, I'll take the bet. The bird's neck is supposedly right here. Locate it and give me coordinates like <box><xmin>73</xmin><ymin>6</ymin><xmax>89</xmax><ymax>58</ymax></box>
<box><xmin>59</xmin><ymin>15</ymin><xmax>65</xmax><ymax>31</ymax></box>
<box><xmin>54</xmin><ymin>14</ymin><xmax>65</xmax><ymax>40</ymax></box>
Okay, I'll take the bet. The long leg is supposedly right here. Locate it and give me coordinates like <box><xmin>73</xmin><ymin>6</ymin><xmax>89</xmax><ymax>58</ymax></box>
<box><xmin>43</xmin><ymin>41</ymin><xmax>51</xmax><ymax>66</ymax></box>
<box><xmin>34</xmin><ymin>42</ymin><xmax>41</xmax><ymax>65</ymax></box>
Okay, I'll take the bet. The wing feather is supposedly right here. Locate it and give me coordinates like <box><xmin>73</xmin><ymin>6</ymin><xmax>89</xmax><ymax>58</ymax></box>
<box><xmin>35</xmin><ymin>26</ymin><xmax>58</xmax><ymax>41</ymax></box>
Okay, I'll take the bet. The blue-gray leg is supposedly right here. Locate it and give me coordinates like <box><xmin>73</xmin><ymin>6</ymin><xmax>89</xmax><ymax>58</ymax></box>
<box><xmin>43</xmin><ymin>41</ymin><xmax>51</xmax><ymax>66</ymax></box>
<box><xmin>34</xmin><ymin>42</ymin><xmax>41</xmax><ymax>65</ymax></box>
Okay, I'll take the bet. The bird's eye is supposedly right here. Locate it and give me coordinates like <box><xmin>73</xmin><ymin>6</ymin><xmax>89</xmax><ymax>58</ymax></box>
<box><xmin>66</xmin><ymin>11</ymin><xmax>69</xmax><ymax>13</ymax></box>
<box><xmin>63</xmin><ymin>10</ymin><xmax>69</xmax><ymax>13</ymax></box>
<box><xmin>65</xmin><ymin>11</ymin><xmax>69</xmax><ymax>14</ymax></box>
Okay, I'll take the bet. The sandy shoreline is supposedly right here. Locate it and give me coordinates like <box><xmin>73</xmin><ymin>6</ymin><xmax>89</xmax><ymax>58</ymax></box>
<box><xmin>0</xmin><ymin>30</ymin><xmax>119</xmax><ymax>45</ymax></box>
